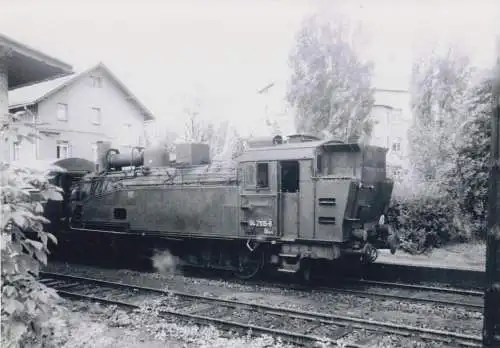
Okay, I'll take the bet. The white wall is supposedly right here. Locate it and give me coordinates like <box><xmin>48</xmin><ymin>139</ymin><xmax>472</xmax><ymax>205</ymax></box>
<box><xmin>34</xmin><ymin>66</ymin><xmax>147</xmax><ymax>162</ymax></box>
<box><xmin>368</xmin><ymin>89</ymin><xmax>412</xmax><ymax>176</ymax></box>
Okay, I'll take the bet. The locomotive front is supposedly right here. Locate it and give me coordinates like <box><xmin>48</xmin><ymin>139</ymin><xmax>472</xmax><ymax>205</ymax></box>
<box><xmin>313</xmin><ymin>142</ymin><xmax>396</xmax><ymax>262</ymax></box>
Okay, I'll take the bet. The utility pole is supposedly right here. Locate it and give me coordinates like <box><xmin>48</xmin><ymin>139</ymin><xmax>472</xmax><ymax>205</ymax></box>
<box><xmin>0</xmin><ymin>47</ymin><xmax>10</xmax><ymax>163</ymax></box>
<box><xmin>257</xmin><ymin>82</ymin><xmax>275</xmax><ymax>135</ymax></box>
<box><xmin>482</xmin><ymin>36</ymin><xmax>500</xmax><ymax>347</ymax></box>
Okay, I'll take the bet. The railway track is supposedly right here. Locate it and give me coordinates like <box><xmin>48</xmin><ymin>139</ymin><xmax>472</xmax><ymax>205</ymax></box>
<box><xmin>316</xmin><ymin>279</ymin><xmax>484</xmax><ymax>311</ymax></box>
<box><xmin>40</xmin><ymin>271</ymin><xmax>483</xmax><ymax>347</ymax></box>
<box><xmin>191</xmin><ymin>273</ymin><xmax>484</xmax><ymax>311</ymax></box>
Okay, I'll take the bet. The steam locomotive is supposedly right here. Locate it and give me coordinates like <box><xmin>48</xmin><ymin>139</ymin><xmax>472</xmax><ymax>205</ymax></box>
<box><xmin>49</xmin><ymin>134</ymin><xmax>397</xmax><ymax>280</ymax></box>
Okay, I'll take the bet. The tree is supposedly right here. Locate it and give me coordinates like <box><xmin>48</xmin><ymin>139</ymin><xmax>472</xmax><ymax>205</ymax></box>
<box><xmin>1</xmin><ymin>110</ymin><xmax>65</xmax><ymax>347</ymax></box>
<box><xmin>449</xmin><ymin>70</ymin><xmax>497</xmax><ymax>238</ymax></box>
<box><xmin>182</xmin><ymin>95</ymin><xmax>214</xmax><ymax>144</ymax></box>
<box><xmin>181</xmin><ymin>94</ymin><xmax>243</xmax><ymax>162</ymax></box>
<box><xmin>398</xmin><ymin>46</ymin><xmax>497</xmax><ymax>243</ymax></box>
<box><xmin>143</xmin><ymin>120</ymin><xmax>178</xmax><ymax>153</ymax></box>
<box><xmin>408</xmin><ymin>45</ymin><xmax>472</xmax><ymax>181</ymax></box>
<box><xmin>286</xmin><ymin>12</ymin><xmax>375</xmax><ymax>141</ymax></box>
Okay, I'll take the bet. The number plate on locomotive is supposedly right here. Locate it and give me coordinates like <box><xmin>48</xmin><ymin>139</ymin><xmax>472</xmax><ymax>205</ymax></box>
<box><xmin>248</xmin><ymin>219</ymin><xmax>273</xmax><ymax>228</ymax></box>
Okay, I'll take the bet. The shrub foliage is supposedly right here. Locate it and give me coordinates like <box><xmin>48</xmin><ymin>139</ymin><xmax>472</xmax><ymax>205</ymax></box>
<box><xmin>390</xmin><ymin>64</ymin><xmax>496</xmax><ymax>252</ymax></box>
<box><xmin>1</xmin><ymin>111</ymin><xmax>66</xmax><ymax>347</ymax></box>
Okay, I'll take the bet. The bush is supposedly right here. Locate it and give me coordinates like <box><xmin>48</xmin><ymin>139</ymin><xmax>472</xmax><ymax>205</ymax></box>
<box><xmin>1</xmin><ymin>161</ymin><xmax>66</xmax><ymax>347</ymax></box>
<box><xmin>386</xmin><ymin>179</ymin><xmax>476</xmax><ymax>254</ymax></box>
<box><xmin>399</xmin><ymin>66</ymin><xmax>496</xmax><ymax>250</ymax></box>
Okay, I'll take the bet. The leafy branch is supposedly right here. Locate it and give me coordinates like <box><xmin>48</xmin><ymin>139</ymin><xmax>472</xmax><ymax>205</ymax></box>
<box><xmin>1</xmin><ymin>110</ymin><xmax>67</xmax><ymax>347</ymax></box>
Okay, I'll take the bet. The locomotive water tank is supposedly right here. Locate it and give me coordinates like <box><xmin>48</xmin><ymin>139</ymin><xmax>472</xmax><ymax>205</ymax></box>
<box><xmin>175</xmin><ymin>143</ymin><xmax>210</xmax><ymax>165</ymax></box>
<box><xmin>143</xmin><ymin>145</ymin><xmax>170</xmax><ymax>167</ymax></box>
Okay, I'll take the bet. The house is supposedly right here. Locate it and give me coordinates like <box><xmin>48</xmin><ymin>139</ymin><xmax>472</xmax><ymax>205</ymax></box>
<box><xmin>1</xmin><ymin>33</ymin><xmax>73</xmax><ymax>162</ymax></box>
<box><xmin>8</xmin><ymin>62</ymin><xmax>155</xmax><ymax>163</ymax></box>
<box><xmin>368</xmin><ymin>88</ymin><xmax>412</xmax><ymax>179</ymax></box>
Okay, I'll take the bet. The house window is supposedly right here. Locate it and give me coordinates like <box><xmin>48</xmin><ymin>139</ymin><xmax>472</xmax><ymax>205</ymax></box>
<box><xmin>13</xmin><ymin>142</ymin><xmax>21</xmax><ymax>161</ymax></box>
<box><xmin>57</xmin><ymin>103</ymin><xmax>68</xmax><ymax>121</ymax></box>
<box><xmin>92</xmin><ymin>143</ymin><xmax>98</xmax><ymax>163</ymax></box>
<box><xmin>392</xmin><ymin>141</ymin><xmax>401</xmax><ymax>152</ymax></box>
<box><xmin>256</xmin><ymin>163</ymin><xmax>269</xmax><ymax>188</ymax></box>
<box><xmin>91</xmin><ymin>107</ymin><xmax>102</xmax><ymax>125</ymax></box>
<box><xmin>56</xmin><ymin>141</ymin><xmax>70</xmax><ymax>159</ymax></box>
<box><xmin>138</xmin><ymin>135</ymin><xmax>145</xmax><ymax>147</ymax></box>
<box><xmin>91</xmin><ymin>76</ymin><xmax>103</xmax><ymax>88</ymax></box>
<box><xmin>392</xmin><ymin>167</ymin><xmax>403</xmax><ymax>178</ymax></box>
<box><xmin>122</xmin><ymin>123</ymin><xmax>133</xmax><ymax>146</ymax></box>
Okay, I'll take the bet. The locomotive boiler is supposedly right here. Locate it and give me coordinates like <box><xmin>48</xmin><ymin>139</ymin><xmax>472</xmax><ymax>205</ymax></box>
<box><xmin>66</xmin><ymin>135</ymin><xmax>396</xmax><ymax>280</ymax></box>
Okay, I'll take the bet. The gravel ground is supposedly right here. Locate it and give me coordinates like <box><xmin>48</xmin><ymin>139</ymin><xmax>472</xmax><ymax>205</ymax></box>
<box><xmin>216</xmin><ymin>290</ymin><xmax>483</xmax><ymax>336</ymax></box>
<box><xmin>378</xmin><ymin>242</ymin><xmax>485</xmax><ymax>271</ymax></box>
<box><xmin>43</xmin><ymin>261</ymin><xmax>484</xmax><ymax>339</ymax></box>
<box><xmin>40</xmin><ymin>300</ymin><xmax>297</xmax><ymax>348</ymax></box>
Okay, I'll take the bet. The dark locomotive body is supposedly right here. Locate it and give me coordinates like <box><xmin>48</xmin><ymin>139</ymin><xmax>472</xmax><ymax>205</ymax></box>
<box><xmin>60</xmin><ymin>135</ymin><xmax>396</xmax><ymax>279</ymax></box>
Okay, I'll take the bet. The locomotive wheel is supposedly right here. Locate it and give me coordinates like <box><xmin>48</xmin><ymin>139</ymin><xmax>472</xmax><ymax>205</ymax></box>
<box><xmin>235</xmin><ymin>248</ymin><xmax>264</xmax><ymax>280</ymax></box>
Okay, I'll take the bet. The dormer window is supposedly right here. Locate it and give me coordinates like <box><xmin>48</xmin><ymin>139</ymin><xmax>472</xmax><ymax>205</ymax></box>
<box><xmin>91</xmin><ymin>76</ymin><xmax>103</xmax><ymax>88</ymax></box>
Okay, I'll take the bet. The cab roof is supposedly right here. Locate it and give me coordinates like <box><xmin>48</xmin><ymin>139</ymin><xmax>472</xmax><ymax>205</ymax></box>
<box><xmin>236</xmin><ymin>139</ymin><xmax>377</xmax><ymax>163</ymax></box>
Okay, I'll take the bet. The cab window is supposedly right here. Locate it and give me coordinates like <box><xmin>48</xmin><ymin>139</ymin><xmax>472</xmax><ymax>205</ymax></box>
<box><xmin>316</xmin><ymin>154</ymin><xmax>323</xmax><ymax>175</ymax></box>
<box><xmin>316</xmin><ymin>151</ymin><xmax>360</xmax><ymax>178</ymax></box>
<box><xmin>329</xmin><ymin>152</ymin><xmax>357</xmax><ymax>177</ymax></box>
<box><xmin>243</xmin><ymin>163</ymin><xmax>256</xmax><ymax>187</ymax></box>
<box><xmin>256</xmin><ymin>163</ymin><xmax>269</xmax><ymax>188</ymax></box>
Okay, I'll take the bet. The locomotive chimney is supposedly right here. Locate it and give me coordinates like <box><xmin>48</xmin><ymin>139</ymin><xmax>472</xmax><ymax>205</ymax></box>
<box><xmin>96</xmin><ymin>141</ymin><xmax>112</xmax><ymax>172</ymax></box>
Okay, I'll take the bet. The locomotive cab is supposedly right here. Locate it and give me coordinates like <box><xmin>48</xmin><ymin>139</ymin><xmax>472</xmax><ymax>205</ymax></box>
<box><xmin>237</xmin><ymin>138</ymin><xmax>395</xmax><ymax>273</ymax></box>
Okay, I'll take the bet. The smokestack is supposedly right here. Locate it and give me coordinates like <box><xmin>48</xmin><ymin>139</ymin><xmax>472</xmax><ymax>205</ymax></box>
<box><xmin>96</xmin><ymin>141</ymin><xmax>112</xmax><ymax>172</ymax></box>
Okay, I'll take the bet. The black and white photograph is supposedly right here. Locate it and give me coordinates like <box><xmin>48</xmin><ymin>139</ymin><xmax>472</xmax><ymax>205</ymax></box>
<box><xmin>1</xmin><ymin>0</ymin><xmax>499</xmax><ymax>347</ymax></box>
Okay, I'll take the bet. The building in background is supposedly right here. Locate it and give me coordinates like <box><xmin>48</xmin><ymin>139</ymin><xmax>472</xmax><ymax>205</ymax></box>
<box><xmin>368</xmin><ymin>88</ymin><xmax>412</xmax><ymax>179</ymax></box>
<box><xmin>0</xmin><ymin>33</ymin><xmax>73</xmax><ymax>162</ymax></box>
<box><xmin>8</xmin><ymin>62</ymin><xmax>155</xmax><ymax>163</ymax></box>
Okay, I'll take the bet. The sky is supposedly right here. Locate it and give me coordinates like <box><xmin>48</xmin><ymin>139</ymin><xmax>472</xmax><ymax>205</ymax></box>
<box><xmin>1</xmin><ymin>0</ymin><xmax>499</xmax><ymax>138</ymax></box>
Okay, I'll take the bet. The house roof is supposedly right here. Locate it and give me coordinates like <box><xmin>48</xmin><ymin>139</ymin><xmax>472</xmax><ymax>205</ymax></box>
<box><xmin>0</xmin><ymin>33</ymin><xmax>73</xmax><ymax>88</ymax></box>
<box><xmin>8</xmin><ymin>62</ymin><xmax>155</xmax><ymax>121</ymax></box>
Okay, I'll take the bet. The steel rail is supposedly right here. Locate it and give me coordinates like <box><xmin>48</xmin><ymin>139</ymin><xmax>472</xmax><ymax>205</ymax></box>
<box><xmin>319</xmin><ymin>286</ymin><xmax>483</xmax><ymax>311</ymax></box>
<box><xmin>344</xmin><ymin>279</ymin><xmax>484</xmax><ymax>297</ymax></box>
<box><xmin>216</xmin><ymin>277</ymin><xmax>484</xmax><ymax>310</ymax></box>
<box><xmin>40</xmin><ymin>271</ymin><xmax>483</xmax><ymax>347</ymax></box>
